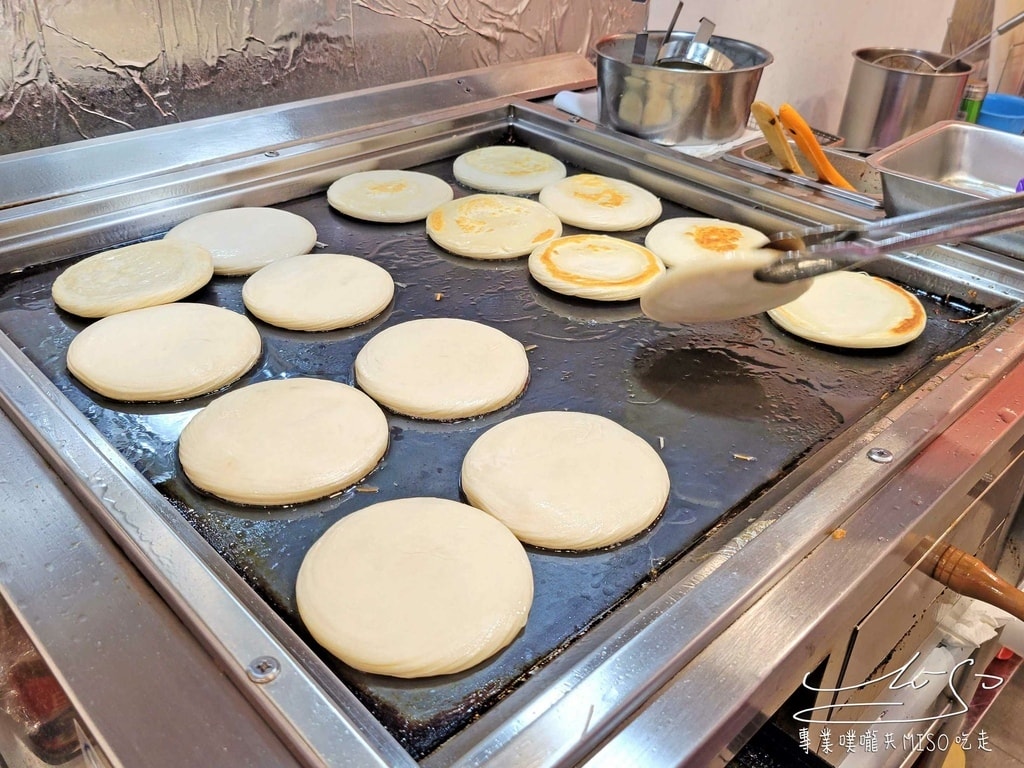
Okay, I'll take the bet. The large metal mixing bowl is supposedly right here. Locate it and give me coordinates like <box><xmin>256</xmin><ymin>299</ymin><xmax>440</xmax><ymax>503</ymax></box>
<box><xmin>595</xmin><ymin>32</ymin><xmax>772</xmax><ymax>146</ymax></box>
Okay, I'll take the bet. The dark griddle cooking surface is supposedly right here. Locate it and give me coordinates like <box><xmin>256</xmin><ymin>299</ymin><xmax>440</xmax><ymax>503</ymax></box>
<box><xmin>0</xmin><ymin>151</ymin><xmax>986</xmax><ymax>757</ymax></box>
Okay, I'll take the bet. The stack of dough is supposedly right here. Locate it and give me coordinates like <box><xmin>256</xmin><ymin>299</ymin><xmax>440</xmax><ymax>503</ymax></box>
<box><xmin>354</xmin><ymin>318</ymin><xmax>529</xmax><ymax>420</ymax></box>
<box><xmin>326</xmin><ymin>170</ymin><xmax>454</xmax><ymax>223</ymax></box>
<box><xmin>529</xmin><ymin>234</ymin><xmax>665</xmax><ymax>301</ymax></box>
<box><xmin>51</xmin><ymin>240</ymin><xmax>214</xmax><ymax>318</ymax></box>
<box><xmin>461</xmin><ymin>411</ymin><xmax>670</xmax><ymax>550</ymax></box>
<box><xmin>178</xmin><ymin>378</ymin><xmax>389</xmax><ymax>506</ymax></box>
<box><xmin>165</xmin><ymin>207</ymin><xmax>317</xmax><ymax>276</ymax></box>
<box><xmin>767</xmin><ymin>271</ymin><xmax>927</xmax><ymax>348</ymax></box>
<box><xmin>242</xmin><ymin>253</ymin><xmax>394</xmax><ymax>331</ymax></box>
<box><xmin>426</xmin><ymin>194</ymin><xmax>562</xmax><ymax>259</ymax></box>
<box><xmin>296</xmin><ymin>497</ymin><xmax>533</xmax><ymax>678</ymax></box>
<box><xmin>453</xmin><ymin>146</ymin><xmax>566</xmax><ymax>194</ymax></box>
<box><xmin>644</xmin><ymin>217</ymin><xmax>770</xmax><ymax>268</ymax></box>
<box><xmin>67</xmin><ymin>303</ymin><xmax>261</xmax><ymax>402</ymax></box>
<box><xmin>538</xmin><ymin>173</ymin><xmax>661</xmax><ymax>231</ymax></box>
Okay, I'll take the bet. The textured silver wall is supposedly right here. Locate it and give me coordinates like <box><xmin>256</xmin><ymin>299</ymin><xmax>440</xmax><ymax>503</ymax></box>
<box><xmin>0</xmin><ymin>1</ymin><xmax>637</xmax><ymax>155</ymax></box>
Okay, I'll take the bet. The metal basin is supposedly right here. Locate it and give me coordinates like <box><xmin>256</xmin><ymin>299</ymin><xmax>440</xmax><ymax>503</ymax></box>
<box><xmin>867</xmin><ymin>120</ymin><xmax>1024</xmax><ymax>256</ymax></box>
<box><xmin>595</xmin><ymin>32</ymin><xmax>772</xmax><ymax>146</ymax></box>
<box><xmin>724</xmin><ymin>138</ymin><xmax>883</xmax><ymax>209</ymax></box>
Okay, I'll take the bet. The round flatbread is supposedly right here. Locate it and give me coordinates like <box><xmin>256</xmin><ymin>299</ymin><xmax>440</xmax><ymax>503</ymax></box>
<box><xmin>51</xmin><ymin>240</ymin><xmax>214</xmax><ymax>318</ymax></box>
<box><xmin>767</xmin><ymin>271</ymin><xmax>927</xmax><ymax>348</ymax></box>
<box><xmin>179</xmin><ymin>378</ymin><xmax>389</xmax><ymax>506</ymax></box>
<box><xmin>538</xmin><ymin>173</ymin><xmax>662</xmax><ymax>231</ymax></box>
<box><xmin>354</xmin><ymin>318</ymin><xmax>529</xmax><ymax>420</ymax></box>
<box><xmin>326</xmin><ymin>170</ymin><xmax>454</xmax><ymax>223</ymax></box>
<box><xmin>426</xmin><ymin>194</ymin><xmax>562</xmax><ymax>260</ymax></box>
<box><xmin>462</xmin><ymin>411</ymin><xmax>670</xmax><ymax>550</ymax></box>
<box><xmin>453</xmin><ymin>146</ymin><xmax>567</xmax><ymax>194</ymax></box>
<box><xmin>296</xmin><ymin>497</ymin><xmax>533</xmax><ymax>678</ymax></box>
<box><xmin>640</xmin><ymin>248</ymin><xmax>811</xmax><ymax>324</ymax></box>
<box><xmin>242</xmin><ymin>253</ymin><xmax>394</xmax><ymax>331</ymax></box>
<box><xmin>529</xmin><ymin>234</ymin><xmax>665</xmax><ymax>301</ymax></box>
<box><xmin>165</xmin><ymin>207</ymin><xmax>318</xmax><ymax>276</ymax></box>
<box><xmin>67</xmin><ymin>303</ymin><xmax>261</xmax><ymax>402</ymax></box>
<box><xmin>644</xmin><ymin>217</ymin><xmax>770</xmax><ymax>268</ymax></box>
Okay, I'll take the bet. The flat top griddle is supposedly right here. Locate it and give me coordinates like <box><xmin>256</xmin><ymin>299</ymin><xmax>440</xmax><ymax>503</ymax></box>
<box><xmin>0</xmin><ymin>148</ymin><xmax>988</xmax><ymax>758</ymax></box>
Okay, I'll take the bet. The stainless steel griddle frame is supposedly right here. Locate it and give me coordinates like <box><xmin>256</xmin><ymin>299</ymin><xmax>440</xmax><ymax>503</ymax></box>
<box><xmin>3</xmin><ymin>57</ymin><xmax>1024</xmax><ymax>767</ymax></box>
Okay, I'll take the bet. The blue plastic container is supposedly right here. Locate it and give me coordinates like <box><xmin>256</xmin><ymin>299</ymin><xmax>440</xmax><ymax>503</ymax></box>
<box><xmin>977</xmin><ymin>93</ymin><xmax>1024</xmax><ymax>133</ymax></box>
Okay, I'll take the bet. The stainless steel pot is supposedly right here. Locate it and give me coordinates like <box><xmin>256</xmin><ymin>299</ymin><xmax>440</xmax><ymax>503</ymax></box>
<box><xmin>837</xmin><ymin>47</ymin><xmax>973</xmax><ymax>152</ymax></box>
<box><xmin>595</xmin><ymin>32</ymin><xmax>772</xmax><ymax>146</ymax></box>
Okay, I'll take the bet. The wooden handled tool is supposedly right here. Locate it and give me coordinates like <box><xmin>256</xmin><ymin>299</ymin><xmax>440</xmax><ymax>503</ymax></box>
<box><xmin>929</xmin><ymin>543</ymin><xmax>1024</xmax><ymax>623</ymax></box>
<box><xmin>750</xmin><ymin>101</ymin><xmax>804</xmax><ymax>175</ymax></box>
<box><xmin>777</xmin><ymin>103</ymin><xmax>857</xmax><ymax>191</ymax></box>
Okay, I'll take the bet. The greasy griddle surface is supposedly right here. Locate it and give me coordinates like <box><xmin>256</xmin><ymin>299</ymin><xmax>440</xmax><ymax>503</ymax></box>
<box><xmin>0</xmin><ymin>151</ymin><xmax>984</xmax><ymax>757</ymax></box>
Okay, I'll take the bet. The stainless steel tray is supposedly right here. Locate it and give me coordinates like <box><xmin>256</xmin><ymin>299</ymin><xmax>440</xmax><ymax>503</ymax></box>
<box><xmin>724</xmin><ymin>138</ymin><xmax>883</xmax><ymax>209</ymax></box>
<box><xmin>868</xmin><ymin>120</ymin><xmax>1024</xmax><ymax>257</ymax></box>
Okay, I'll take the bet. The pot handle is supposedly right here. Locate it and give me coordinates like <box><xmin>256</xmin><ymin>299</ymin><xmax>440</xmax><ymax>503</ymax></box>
<box><xmin>927</xmin><ymin>543</ymin><xmax>1024</xmax><ymax>623</ymax></box>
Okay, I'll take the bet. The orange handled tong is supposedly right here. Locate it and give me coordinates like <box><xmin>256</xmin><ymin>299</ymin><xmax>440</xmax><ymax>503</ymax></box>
<box><xmin>750</xmin><ymin>101</ymin><xmax>804</xmax><ymax>174</ymax></box>
<box><xmin>776</xmin><ymin>103</ymin><xmax>856</xmax><ymax>191</ymax></box>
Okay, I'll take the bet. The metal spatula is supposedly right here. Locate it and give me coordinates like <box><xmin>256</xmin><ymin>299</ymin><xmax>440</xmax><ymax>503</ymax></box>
<box><xmin>652</xmin><ymin>2</ymin><xmax>685</xmax><ymax>64</ymax></box>
<box><xmin>756</xmin><ymin>193</ymin><xmax>1024</xmax><ymax>284</ymax></box>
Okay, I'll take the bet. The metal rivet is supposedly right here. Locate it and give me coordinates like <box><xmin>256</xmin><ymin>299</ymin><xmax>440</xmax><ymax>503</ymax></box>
<box><xmin>264</xmin><ymin>150</ymin><xmax>280</xmax><ymax>158</ymax></box>
<box><xmin>867</xmin><ymin>447</ymin><xmax>894</xmax><ymax>464</ymax></box>
<box><xmin>246</xmin><ymin>656</ymin><xmax>280</xmax><ymax>684</ymax></box>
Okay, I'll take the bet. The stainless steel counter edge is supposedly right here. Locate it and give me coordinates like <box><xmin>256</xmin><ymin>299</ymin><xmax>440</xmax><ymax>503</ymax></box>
<box><xmin>0</xmin><ymin>336</ymin><xmax>414</xmax><ymax>768</ymax></box>
<box><xmin>0</xmin><ymin>52</ymin><xmax>597</xmax><ymax>210</ymax></box>
<box><xmin>0</xmin><ymin>407</ymin><xmax>305</xmax><ymax>768</ymax></box>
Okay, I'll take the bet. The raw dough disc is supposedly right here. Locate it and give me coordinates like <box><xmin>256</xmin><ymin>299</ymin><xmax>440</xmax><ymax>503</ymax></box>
<box><xmin>538</xmin><ymin>173</ymin><xmax>662</xmax><ymax>231</ymax></box>
<box><xmin>640</xmin><ymin>248</ymin><xmax>811</xmax><ymax>324</ymax></box>
<box><xmin>51</xmin><ymin>240</ymin><xmax>214</xmax><ymax>318</ymax></box>
<box><xmin>453</xmin><ymin>146</ymin><xmax>567</xmax><ymax>194</ymax></box>
<box><xmin>354</xmin><ymin>318</ymin><xmax>529</xmax><ymax>420</ymax></box>
<box><xmin>767</xmin><ymin>271</ymin><xmax>927</xmax><ymax>348</ymax></box>
<box><xmin>461</xmin><ymin>411</ymin><xmax>670</xmax><ymax>550</ymax></box>
<box><xmin>529</xmin><ymin>234</ymin><xmax>665</xmax><ymax>301</ymax></box>
<box><xmin>67</xmin><ymin>303</ymin><xmax>261</xmax><ymax>402</ymax></box>
<box><xmin>326</xmin><ymin>170</ymin><xmax>454</xmax><ymax>223</ymax></box>
<box><xmin>296</xmin><ymin>497</ymin><xmax>533</xmax><ymax>678</ymax></box>
<box><xmin>165</xmin><ymin>207</ymin><xmax>318</xmax><ymax>276</ymax></box>
<box><xmin>178</xmin><ymin>378</ymin><xmax>389</xmax><ymax>506</ymax></box>
<box><xmin>242</xmin><ymin>253</ymin><xmax>394</xmax><ymax>331</ymax></box>
<box><xmin>644</xmin><ymin>217</ymin><xmax>770</xmax><ymax>268</ymax></box>
<box><xmin>426</xmin><ymin>194</ymin><xmax>562</xmax><ymax>259</ymax></box>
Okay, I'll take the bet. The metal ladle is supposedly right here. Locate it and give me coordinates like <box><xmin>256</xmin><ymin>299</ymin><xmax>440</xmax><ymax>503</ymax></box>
<box><xmin>655</xmin><ymin>15</ymin><xmax>735</xmax><ymax>71</ymax></box>
<box><xmin>650</xmin><ymin>1</ymin><xmax>684</xmax><ymax>64</ymax></box>
<box><xmin>875</xmin><ymin>10</ymin><xmax>1024</xmax><ymax>73</ymax></box>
